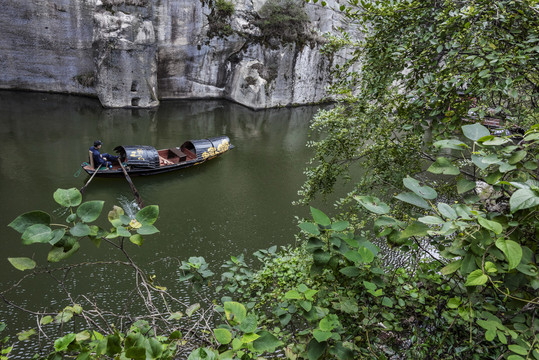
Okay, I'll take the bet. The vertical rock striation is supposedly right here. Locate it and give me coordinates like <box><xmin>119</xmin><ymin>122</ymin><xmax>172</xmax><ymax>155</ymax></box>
<box><xmin>0</xmin><ymin>0</ymin><xmax>354</xmax><ymax>109</ymax></box>
<box><xmin>93</xmin><ymin>0</ymin><xmax>159</xmax><ymax>108</ymax></box>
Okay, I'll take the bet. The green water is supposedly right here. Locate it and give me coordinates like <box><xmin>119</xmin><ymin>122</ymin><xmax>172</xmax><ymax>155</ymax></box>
<box><xmin>0</xmin><ymin>91</ymin><xmax>340</xmax><ymax>356</ymax></box>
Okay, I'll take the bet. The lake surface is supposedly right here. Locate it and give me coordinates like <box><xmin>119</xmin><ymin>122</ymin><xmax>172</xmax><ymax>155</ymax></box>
<box><xmin>0</xmin><ymin>91</ymin><xmax>344</xmax><ymax>356</ymax></box>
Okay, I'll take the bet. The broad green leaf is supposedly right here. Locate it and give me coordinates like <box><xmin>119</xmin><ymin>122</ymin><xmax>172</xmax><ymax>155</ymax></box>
<box><xmin>48</xmin><ymin>241</ymin><xmax>81</xmax><ymax>263</ymax></box>
<box><xmin>306</xmin><ymin>237</ymin><xmax>325</xmax><ymax>251</ymax></box>
<box><xmin>8</xmin><ymin>257</ymin><xmax>36</xmax><ymax>271</ymax></box>
<box><xmin>457</xmin><ymin>179</ymin><xmax>476</xmax><ymax>194</ymax></box>
<box><xmin>224</xmin><ymin>302</ymin><xmax>246</xmax><ymax>325</ymax></box>
<box><xmin>252</xmin><ymin>331</ymin><xmax>283</xmax><ymax>352</ymax></box>
<box><xmin>214</xmin><ymin>328</ymin><xmax>232</xmax><ymax>345</ymax></box>
<box><xmin>186</xmin><ymin>303</ymin><xmax>200</xmax><ymax>317</ymax></box>
<box><xmin>313</xmin><ymin>329</ymin><xmax>332</xmax><ymax>342</ymax></box>
<box><xmin>363</xmin><ymin>281</ymin><xmax>377</xmax><ymax>291</ymax></box>
<box><xmin>447</xmin><ymin>297</ymin><xmax>461</xmax><ymax>309</ymax></box>
<box><xmin>418</xmin><ymin>216</ymin><xmax>444</xmax><ymax>225</ymax></box>
<box><xmin>187</xmin><ymin>348</ymin><xmax>218</xmax><ymax>360</ymax></box>
<box><xmin>484</xmin><ymin>262</ymin><xmax>497</xmax><ymax>273</ymax></box>
<box><xmin>433</xmin><ymin>139</ymin><xmax>468</xmax><ymax>150</ymax></box>
<box><xmin>8</xmin><ymin>211</ymin><xmax>51</xmax><ymax>234</ymax></box>
<box><xmin>285</xmin><ymin>290</ymin><xmax>302</xmax><ymax>300</ymax></box>
<box><xmin>339</xmin><ymin>266</ymin><xmax>360</xmax><ymax>277</ymax></box>
<box><xmin>77</xmin><ymin>201</ymin><xmax>104</xmax><ymax>223</ymax></box>
<box><xmin>310</xmin><ymin>207</ymin><xmax>331</xmax><ymax>226</ymax></box>
<box><xmin>53</xmin><ymin>188</ymin><xmax>82</xmax><ymax>208</ymax></box>
<box><xmin>394</xmin><ymin>192</ymin><xmax>430</xmax><ymax>209</ymax></box>
<box><xmin>331</xmin><ymin>221</ymin><xmax>349</xmax><ymax>231</ymax></box>
<box><xmin>70</xmin><ymin>223</ymin><xmax>91</xmax><ymax>237</ymax></box>
<box><xmin>22</xmin><ymin>224</ymin><xmax>53</xmax><ymax>245</ymax></box>
<box><xmin>49</xmin><ymin>229</ymin><xmax>66</xmax><ymax>245</ymax></box>
<box><xmin>437</xmin><ymin>203</ymin><xmax>457</xmax><ymax>219</ymax></box>
<box><xmin>482</xmin><ymin>137</ymin><xmax>508</xmax><ymax>146</ymax></box>
<box><xmin>115</xmin><ymin>226</ymin><xmax>131</xmax><ymax>238</ymax></box>
<box><xmin>108</xmin><ymin>206</ymin><xmax>124</xmax><ymax>227</ymax></box>
<box><xmin>403</xmin><ymin>177</ymin><xmax>437</xmax><ymax>199</ymax></box>
<box><xmin>40</xmin><ymin>316</ymin><xmax>53</xmax><ymax>325</ymax></box>
<box><xmin>354</xmin><ymin>195</ymin><xmax>390</xmax><ymax>214</ymax></box>
<box><xmin>465</xmin><ymin>269</ymin><xmax>488</xmax><ymax>286</ymax></box>
<box><xmin>358</xmin><ymin>246</ymin><xmax>374</xmax><ymax>263</ymax></box>
<box><xmin>330</xmin><ymin>342</ymin><xmax>355</xmax><ymax>360</ymax></box>
<box><xmin>299</xmin><ymin>222</ymin><xmax>320</xmax><ymax>235</ymax></box>
<box><xmin>125</xmin><ymin>346</ymin><xmax>146</xmax><ymax>360</ymax></box>
<box><xmin>241</xmin><ymin>332</ymin><xmax>260</xmax><ymax>343</ymax></box>
<box><xmin>54</xmin><ymin>333</ymin><xmax>76</xmax><ymax>352</ymax></box>
<box><xmin>382</xmin><ymin>297</ymin><xmax>393</xmax><ymax>308</ymax></box>
<box><xmin>441</xmin><ymin>260</ymin><xmax>462</xmax><ymax>275</ymax></box>
<box><xmin>304</xmin><ymin>289</ymin><xmax>318</xmax><ymax>301</ymax></box>
<box><xmin>320</xmin><ymin>315</ymin><xmax>340</xmax><ymax>332</ymax></box>
<box><xmin>495</xmin><ymin>238</ymin><xmax>522</xmax><ymax>270</ymax></box>
<box><xmin>313</xmin><ymin>250</ymin><xmax>331</xmax><ymax>265</ymax></box>
<box><xmin>240</xmin><ymin>314</ymin><xmax>258</xmax><ymax>333</ymax></box>
<box><xmin>17</xmin><ymin>329</ymin><xmax>36</xmax><ymax>341</ymax></box>
<box><xmin>510</xmin><ymin>189</ymin><xmax>539</xmax><ymax>212</ymax></box>
<box><xmin>428</xmin><ymin>157</ymin><xmax>460</xmax><ymax>175</ymax></box>
<box><xmin>55</xmin><ymin>310</ymin><xmax>73</xmax><ymax>324</ymax></box>
<box><xmin>135</xmin><ymin>205</ymin><xmax>159</xmax><ymax>225</ymax></box>
<box><xmin>462</xmin><ymin>123</ymin><xmax>490</xmax><ymax>141</ymax></box>
<box><xmin>497</xmin><ymin>331</ymin><xmax>507</xmax><ymax>345</ymax></box>
<box><xmin>306</xmin><ymin>338</ymin><xmax>327</xmax><ymax>360</ymax></box>
<box><xmin>477</xmin><ymin>216</ymin><xmax>502</xmax><ymax>234</ymax></box>
<box><xmin>508</xmin><ymin>345</ymin><xmax>528</xmax><ymax>356</ymax></box>
<box><xmin>129</xmin><ymin>234</ymin><xmax>144</xmax><ymax>246</ymax></box>
<box><xmin>300</xmin><ymin>300</ymin><xmax>313</xmax><ymax>312</ymax></box>
<box><xmin>507</xmin><ymin>150</ymin><xmax>527</xmax><ymax>165</ymax></box>
<box><xmin>137</xmin><ymin>225</ymin><xmax>159</xmax><ymax>235</ymax></box>
<box><xmin>168</xmin><ymin>311</ymin><xmax>183</xmax><ymax>321</ymax></box>
<box><xmin>344</xmin><ymin>250</ymin><xmax>362</xmax><ymax>263</ymax></box>
<box><xmin>471</xmin><ymin>155</ymin><xmax>489</xmax><ymax>169</ymax></box>
<box><xmin>145</xmin><ymin>337</ymin><xmax>163</xmax><ymax>359</ymax></box>
<box><xmin>399</xmin><ymin>221</ymin><xmax>429</xmax><ymax>239</ymax></box>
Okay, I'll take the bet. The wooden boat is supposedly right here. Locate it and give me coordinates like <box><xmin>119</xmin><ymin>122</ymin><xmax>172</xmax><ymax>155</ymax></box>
<box><xmin>81</xmin><ymin>136</ymin><xmax>234</xmax><ymax>178</ymax></box>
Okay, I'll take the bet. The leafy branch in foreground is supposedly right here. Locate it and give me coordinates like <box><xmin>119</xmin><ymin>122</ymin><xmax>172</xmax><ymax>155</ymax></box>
<box><xmin>2</xmin><ymin>188</ymin><xmax>217</xmax><ymax>359</ymax></box>
<box><xmin>183</xmin><ymin>124</ymin><xmax>538</xmax><ymax>359</ymax></box>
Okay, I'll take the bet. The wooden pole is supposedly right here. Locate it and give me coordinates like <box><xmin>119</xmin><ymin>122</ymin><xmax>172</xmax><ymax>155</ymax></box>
<box><xmin>118</xmin><ymin>161</ymin><xmax>145</xmax><ymax>209</ymax></box>
<box><xmin>79</xmin><ymin>167</ymin><xmax>101</xmax><ymax>194</ymax></box>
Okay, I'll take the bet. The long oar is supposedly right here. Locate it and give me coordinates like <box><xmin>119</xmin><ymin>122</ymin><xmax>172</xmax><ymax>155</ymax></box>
<box><xmin>118</xmin><ymin>161</ymin><xmax>145</xmax><ymax>209</ymax></box>
<box><xmin>79</xmin><ymin>166</ymin><xmax>102</xmax><ymax>194</ymax></box>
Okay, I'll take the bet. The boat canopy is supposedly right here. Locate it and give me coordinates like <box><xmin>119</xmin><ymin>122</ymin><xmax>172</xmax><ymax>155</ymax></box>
<box><xmin>181</xmin><ymin>136</ymin><xmax>232</xmax><ymax>161</ymax></box>
<box><xmin>114</xmin><ymin>145</ymin><xmax>160</xmax><ymax>168</ymax></box>
<box><xmin>113</xmin><ymin>136</ymin><xmax>232</xmax><ymax>169</ymax></box>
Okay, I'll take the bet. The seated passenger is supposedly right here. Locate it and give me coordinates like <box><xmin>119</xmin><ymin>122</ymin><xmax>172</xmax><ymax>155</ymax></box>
<box><xmin>89</xmin><ymin>140</ymin><xmax>118</xmax><ymax>169</ymax></box>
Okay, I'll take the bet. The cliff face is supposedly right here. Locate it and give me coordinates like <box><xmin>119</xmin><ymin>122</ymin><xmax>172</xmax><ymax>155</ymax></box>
<box><xmin>0</xmin><ymin>0</ymin><xmax>350</xmax><ymax>109</ymax></box>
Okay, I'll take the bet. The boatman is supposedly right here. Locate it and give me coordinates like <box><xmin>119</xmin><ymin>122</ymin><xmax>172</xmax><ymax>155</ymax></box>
<box><xmin>89</xmin><ymin>140</ymin><xmax>118</xmax><ymax>169</ymax></box>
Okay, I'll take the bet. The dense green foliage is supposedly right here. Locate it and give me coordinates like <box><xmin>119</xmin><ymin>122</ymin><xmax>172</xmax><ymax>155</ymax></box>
<box><xmin>299</xmin><ymin>0</ymin><xmax>538</xmax><ymax>206</ymax></box>
<box><xmin>256</xmin><ymin>0</ymin><xmax>313</xmax><ymax>45</ymax></box>
<box><xmin>206</xmin><ymin>0</ymin><xmax>236</xmax><ymax>38</ymax></box>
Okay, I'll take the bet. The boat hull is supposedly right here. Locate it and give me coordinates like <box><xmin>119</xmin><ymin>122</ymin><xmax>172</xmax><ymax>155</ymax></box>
<box><xmin>81</xmin><ymin>136</ymin><xmax>233</xmax><ymax>178</ymax></box>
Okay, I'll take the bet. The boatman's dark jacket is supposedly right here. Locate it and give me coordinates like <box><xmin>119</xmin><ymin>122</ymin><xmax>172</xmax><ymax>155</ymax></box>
<box><xmin>90</xmin><ymin>146</ymin><xmax>117</xmax><ymax>167</ymax></box>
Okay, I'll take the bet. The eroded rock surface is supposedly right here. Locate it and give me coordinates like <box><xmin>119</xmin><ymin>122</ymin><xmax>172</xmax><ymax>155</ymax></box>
<box><xmin>0</xmin><ymin>0</ymin><xmax>354</xmax><ymax>109</ymax></box>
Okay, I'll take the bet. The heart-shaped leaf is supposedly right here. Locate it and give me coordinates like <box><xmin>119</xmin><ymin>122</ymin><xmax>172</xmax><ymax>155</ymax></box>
<box><xmin>462</xmin><ymin>123</ymin><xmax>490</xmax><ymax>141</ymax></box>
<box><xmin>403</xmin><ymin>177</ymin><xmax>437</xmax><ymax>199</ymax></box>
<box><xmin>428</xmin><ymin>157</ymin><xmax>460</xmax><ymax>175</ymax></box>
<box><xmin>355</xmin><ymin>196</ymin><xmax>390</xmax><ymax>214</ymax></box>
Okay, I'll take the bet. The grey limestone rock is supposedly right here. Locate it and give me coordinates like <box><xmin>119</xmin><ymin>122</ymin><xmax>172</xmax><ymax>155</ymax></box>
<box><xmin>0</xmin><ymin>0</ymin><xmax>355</xmax><ymax>109</ymax></box>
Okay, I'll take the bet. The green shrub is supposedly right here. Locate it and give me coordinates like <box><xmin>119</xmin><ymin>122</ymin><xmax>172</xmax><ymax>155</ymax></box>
<box><xmin>207</xmin><ymin>0</ymin><xmax>235</xmax><ymax>38</ymax></box>
<box><xmin>256</xmin><ymin>0</ymin><xmax>311</xmax><ymax>45</ymax></box>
